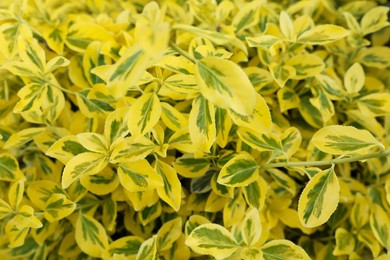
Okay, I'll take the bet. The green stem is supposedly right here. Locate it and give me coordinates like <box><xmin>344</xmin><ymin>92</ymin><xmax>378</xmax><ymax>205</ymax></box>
<box><xmin>263</xmin><ymin>149</ymin><xmax>390</xmax><ymax>169</ymax></box>
<box><xmin>169</xmin><ymin>41</ymin><xmax>198</xmax><ymax>64</ymax></box>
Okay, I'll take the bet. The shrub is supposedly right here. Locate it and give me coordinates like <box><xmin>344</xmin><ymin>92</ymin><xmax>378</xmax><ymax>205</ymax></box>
<box><xmin>0</xmin><ymin>0</ymin><xmax>390</xmax><ymax>259</ymax></box>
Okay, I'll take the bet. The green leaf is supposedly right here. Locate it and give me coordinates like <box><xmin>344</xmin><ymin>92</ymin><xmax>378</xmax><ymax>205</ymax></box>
<box><xmin>46</xmin><ymin>135</ymin><xmax>89</xmax><ymax>164</ymax></box>
<box><xmin>242</xmin><ymin>176</ymin><xmax>268</xmax><ymax>210</ymax></box>
<box><xmin>76</xmin><ymin>89</ymin><xmax>115</xmax><ymax>118</ymax></box>
<box><xmin>185</xmin><ymin>223</ymin><xmax>238</xmax><ymax>260</ymax></box>
<box><xmin>298</xmin><ymin>167</ymin><xmax>340</xmax><ymax>228</ymax></box>
<box><xmin>76</xmin><ymin>213</ymin><xmax>109</xmax><ymax>257</ymax></box>
<box><xmin>238</xmin><ymin>128</ymin><xmax>283</xmax><ymax>154</ymax></box>
<box><xmin>217</xmin><ymin>153</ymin><xmax>259</xmax><ymax>187</ymax></box>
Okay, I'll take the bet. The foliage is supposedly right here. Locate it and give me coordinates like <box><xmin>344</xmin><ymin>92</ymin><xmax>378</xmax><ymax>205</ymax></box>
<box><xmin>0</xmin><ymin>0</ymin><xmax>390</xmax><ymax>259</ymax></box>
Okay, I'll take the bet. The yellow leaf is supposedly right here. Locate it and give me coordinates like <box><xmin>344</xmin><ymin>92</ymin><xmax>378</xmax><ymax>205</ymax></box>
<box><xmin>80</xmin><ymin>167</ymin><xmax>120</xmax><ymax>195</ymax></box>
<box><xmin>361</xmin><ymin>6</ymin><xmax>390</xmax><ymax>35</ymax></box>
<box><xmin>46</xmin><ymin>135</ymin><xmax>89</xmax><ymax>164</ymax></box>
<box><xmin>128</xmin><ymin>92</ymin><xmax>161</xmax><ymax>137</ymax></box>
<box><xmin>344</xmin><ymin>62</ymin><xmax>365</xmax><ymax>93</ymax></box>
<box><xmin>0</xmin><ymin>153</ymin><xmax>23</xmax><ymax>181</ymax></box>
<box><xmin>280</xmin><ymin>11</ymin><xmax>294</xmax><ymax>40</ymax></box>
<box><xmin>76</xmin><ymin>213</ymin><xmax>109</xmax><ymax>257</ymax></box>
<box><xmin>118</xmin><ymin>159</ymin><xmax>163</xmax><ymax>192</ymax></box>
<box><xmin>154</xmin><ymin>159</ymin><xmax>182</xmax><ymax>211</ymax></box>
<box><xmin>333</xmin><ymin>228</ymin><xmax>355</xmax><ymax>255</ymax></box>
<box><xmin>241</xmin><ymin>208</ymin><xmax>262</xmax><ymax>246</ymax></box>
<box><xmin>110</xmin><ymin>136</ymin><xmax>156</xmax><ymax>164</ymax></box>
<box><xmin>8</xmin><ymin>179</ymin><xmax>24</xmax><ymax>210</ymax></box>
<box><xmin>285</xmin><ymin>54</ymin><xmax>325</xmax><ymax>80</ymax></box>
<box><xmin>311</xmin><ymin>125</ymin><xmax>381</xmax><ymax>155</ymax></box>
<box><xmin>228</xmin><ymin>93</ymin><xmax>272</xmax><ymax>133</ymax></box>
<box><xmin>298</xmin><ymin>167</ymin><xmax>340</xmax><ymax>228</ymax></box>
<box><xmin>217</xmin><ymin>153</ymin><xmax>259</xmax><ymax>187</ymax></box>
<box><xmin>44</xmin><ymin>193</ymin><xmax>76</xmax><ymax>222</ymax></box>
<box><xmin>370</xmin><ymin>205</ymin><xmax>390</xmax><ymax>250</ymax></box>
<box><xmin>298</xmin><ymin>24</ymin><xmax>350</xmax><ymax>45</ymax></box>
<box><xmin>196</xmin><ymin>56</ymin><xmax>256</xmax><ymax>115</ymax></box>
<box><xmin>185</xmin><ymin>223</ymin><xmax>238</xmax><ymax>259</ymax></box>
<box><xmin>77</xmin><ymin>133</ymin><xmax>109</xmax><ymax>155</ymax></box>
<box><xmin>157</xmin><ymin>217</ymin><xmax>182</xmax><ymax>251</ymax></box>
<box><xmin>107</xmin><ymin>236</ymin><xmax>143</xmax><ymax>259</ymax></box>
<box><xmin>261</xmin><ymin>239</ymin><xmax>310</xmax><ymax>260</ymax></box>
<box><xmin>189</xmin><ymin>95</ymin><xmax>216</xmax><ymax>153</ymax></box>
<box><xmin>268</xmin><ymin>62</ymin><xmax>295</xmax><ymax>88</ymax></box>
<box><xmin>62</xmin><ymin>152</ymin><xmax>108</xmax><ymax>189</ymax></box>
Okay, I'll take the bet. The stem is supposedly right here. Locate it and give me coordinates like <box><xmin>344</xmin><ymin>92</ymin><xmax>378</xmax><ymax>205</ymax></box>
<box><xmin>263</xmin><ymin>149</ymin><xmax>390</xmax><ymax>169</ymax></box>
<box><xmin>169</xmin><ymin>41</ymin><xmax>198</xmax><ymax>64</ymax></box>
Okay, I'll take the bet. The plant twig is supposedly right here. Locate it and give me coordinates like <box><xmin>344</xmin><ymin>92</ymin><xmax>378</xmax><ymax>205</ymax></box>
<box><xmin>169</xmin><ymin>41</ymin><xmax>198</xmax><ymax>64</ymax></box>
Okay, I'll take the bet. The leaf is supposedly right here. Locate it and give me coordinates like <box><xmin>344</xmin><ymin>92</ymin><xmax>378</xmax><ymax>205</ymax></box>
<box><xmin>44</xmin><ymin>193</ymin><xmax>76</xmax><ymax>222</ymax></box>
<box><xmin>333</xmin><ymin>228</ymin><xmax>355</xmax><ymax>255</ymax></box>
<box><xmin>191</xmin><ymin>170</ymin><xmax>213</xmax><ymax>194</ymax></box>
<box><xmin>27</xmin><ymin>180</ymin><xmax>64</xmax><ymax>210</ymax></box>
<box><xmin>185</xmin><ymin>223</ymin><xmax>238</xmax><ymax>259</ymax></box>
<box><xmin>102</xmin><ymin>198</ymin><xmax>117</xmax><ymax>232</ymax></box>
<box><xmin>217</xmin><ymin>153</ymin><xmax>259</xmax><ymax>187</ymax></box>
<box><xmin>13</xmin><ymin>83</ymin><xmax>46</xmax><ymax>113</ymax></box>
<box><xmin>280</xmin><ymin>11</ymin><xmax>294</xmax><ymax>40</ymax></box>
<box><xmin>261</xmin><ymin>239</ymin><xmax>310</xmax><ymax>260</ymax></box>
<box><xmin>241</xmin><ymin>208</ymin><xmax>261</xmax><ymax>246</ymax></box>
<box><xmin>136</xmin><ymin>236</ymin><xmax>157</xmax><ymax>260</ymax></box>
<box><xmin>370</xmin><ymin>205</ymin><xmax>390</xmax><ymax>250</ymax></box>
<box><xmin>154</xmin><ymin>159</ymin><xmax>182</xmax><ymax>211</ymax></box>
<box><xmin>0</xmin><ymin>199</ymin><xmax>12</xmax><ymax>220</ymax></box>
<box><xmin>76</xmin><ymin>213</ymin><xmax>109</xmax><ymax>257</ymax></box>
<box><xmin>268</xmin><ymin>62</ymin><xmax>296</xmax><ymax>88</ymax></box>
<box><xmin>267</xmin><ymin>168</ymin><xmax>297</xmax><ymax>196</ymax></box>
<box><xmin>238</xmin><ymin>128</ymin><xmax>283</xmax><ymax>154</ymax></box>
<box><xmin>5</xmin><ymin>215</ymin><xmax>29</xmax><ymax>248</ymax></box>
<box><xmin>299</xmin><ymin>96</ymin><xmax>324</xmax><ymax>128</ymax></box>
<box><xmin>108</xmin><ymin>236</ymin><xmax>143</xmax><ymax>258</ymax></box>
<box><xmin>246</xmin><ymin>35</ymin><xmax>280</xmax><ymax>48</ymax></box>
<box><xmin>0</xmin><ymin>153</ymin><xmax>23</xmax><ymax>181</ymax></box>
<box><xmin>232</xmin><ymin>1</ymin><xmax>262</xmax><ymax>33</ymax></box>
<box><xmin>9</xmin><ymin>179</ymin><xmax>24</xmax><ymax>210</ymax></box>
<box><xmin>298</xmin><ymin>167</ymin><xmax>340</xmax><ymax>228</ymax></box>
<box><xmin>311</xmin><ymin>125</ymin><xmax>381</xmax><ymax>155</ymax></box>
<box><xmin>361</xmin><ymin>6</ymin><xmax>390</xmax><ymax>35</ymax></box>
<box><xmin>157</xmin><ymin>217</ymin><xmax>182</xmax><ymax>251</ymax></box>
<box><xmin>215</xmin><ymin>107</ymin><xmax>232</xmax><ymax>148</ymax></box>
<box><xmin>76</xmin><ymin>89</ymin><xmax>115</xmax><ymax>118</ymax></box>
<box><xmin>344</xmin><ymin>63</ymin><xmax>365</xmax><ymax>93</ymax></box>
<box><xmin>41</xmin><ymin>24</ymin><xmax>67</xmax><ymax>54</ymax></box>
<box><xmin>189</xmin><ymin>95</ymin><xmax>216</xmax><ymax>153</ymax></box>
<box><xmin>160</xmin><ymin>102</ymin><xmax>188</xmax><ymax>131</ymax></box>
<box><xmin>128</xmin><ymin>92</ymin><xmax>161</xmax><ymax>137</ymax></box>
<box><xmin>118</xmin><ymin>159</ymin><xmax>163</xmax><ymax>192</ymax></box>
<box><xmin>242</xmin><ymin>176</ymin><xmax>268</xmax><ymax>210</ymax></box>
<box><xmin>104</xmin><ymin>108</ymin><xmax>129</xmax><ymax>147</ymax></box>
<box><xmin>358</xmin><ymin>93</ymin><xmax>390</xmax><ymax>117</ymax></box>
<box><xmin>285</xmin><ymin>54</ymin><xmax>325</xmax><ymax>80</ymax></box>
<box><xmin>46</xmin><ymin>135</ymin><xmax>89</xmax><ymax>164</ymax></box>
<box><xmin>77</xmin><ymin>133</ymin><xmax>109</xmax><ymax>155</ymax></box>
<box><xmin>195</xmin><ymin>56</ymin><xmax>256</xmax><ymax>115</ymax></box>
<box><xmin>281</xmin><ymin>127</ymin><xmax>302</xmax><ymax>157</ymax></box>
<box><xmin>297</xmin><ymin>24</ymin><xmax>350</xmax><ymax>45</ymax></box>
<box><xmin>80</xmin><ymin>167</ymin><xmax>119</xmax><ymax>195</ymax></box>
<box><xmin>223</xmin><ymin>191</ymin><xmax>246</xmax><ymax>227</ymax></box>
<box><xmin>62</xmin><ymin>152</ymin><xmax>108</xmax><ymax>189</ymax></box>
<box><xmin>138</xmin><ymin>202</ymin><xmax>162</xmax><ymax>225</ymax></box>
<box><xmin>173</xmin><ymin>155</ymin><xmax>210</xmax><ymax>178</ymax></box>
<box><xmin>4</xmin><ymin>127</ymin><xmax>45</xmax><ymax>149</ymax></box>
<box><xmin>110</xmin><ymin>136</ymin><xmax>156</xmax><ymax>163</ymax></box>
<box><xmin>17</xmin><ymin>25</ymin><xmax>46</xmax><ymax>73</ymax></box>
<box><xmin>357</xmin><ymin>47</ymin><xmax>390</xmax><ymax>69</ymax></box>
<box><xmin>228</xmin><ymin>93</ymin><xmax>272</xmax><ymax>133</ymax></box>
<box><xmin>173</xmin><ymin>24</ymin><xmax>247</xmax><ymax>54</ymax></box>
<box><xmin>350</xmin><ymin>193</ymin><xmax>370</xmax><ymax>229</ymax></box>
